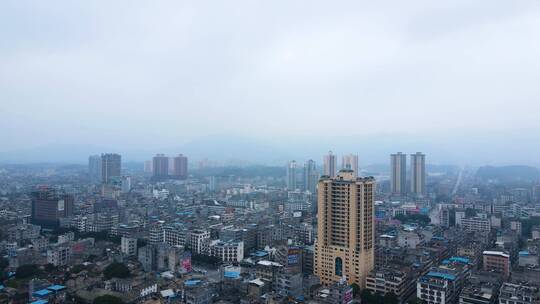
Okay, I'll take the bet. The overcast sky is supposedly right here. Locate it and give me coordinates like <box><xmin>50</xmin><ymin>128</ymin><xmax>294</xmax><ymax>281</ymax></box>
<box><xmin>1</xmin><ymin>1</ymin><xmax>540</xmax><ymax>164</ymax></box>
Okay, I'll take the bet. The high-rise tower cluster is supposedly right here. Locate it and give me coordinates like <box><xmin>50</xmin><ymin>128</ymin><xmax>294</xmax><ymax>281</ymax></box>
<box><xmin>285</xmin><ymin>160</ymin><xmax>319</xmax><ymax>194</ymax></box>
<box><xmin>323</xmin><ymin>151</ymin><xmax>337</xmax><ymax>178</ymax></box>
<box><xmin>151</xmin><ymin>154</ymin><xmax>189</xmax><ymax>181</ymax></box>
<box><xmin>390</xmin><ymin>152</ymin><xmax>426</xmax><ymax>197</ymax></box>
<box><xmin>323</xmin><ymin>151</ymin><xmax>359</xmax><ymax>178</ymax></box>
<box><xmin>286</xmin><ymin>152</ymin><xmax>359</xmax><ymax>194</ymax></box>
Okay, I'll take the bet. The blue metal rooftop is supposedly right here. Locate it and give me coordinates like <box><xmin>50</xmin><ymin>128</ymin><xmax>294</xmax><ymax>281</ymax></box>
<box><xmin>426</xmin><ymin>271</ymin><xmax>456</xmax><ymax>281</ymax></box>
<box><xmin>449</xmin><ymin>256</ymin><xmax>470</xmax><ymax>264</ymax></box>
<box><xmin>47</xmin><ymin>285</ymin><xmax>66</xmax><ymax>291</ymax></box>
<box><xmin>184</xmin><ymin>279</ymin><xmax>201</xmax><ymax>286</ymax></box>
<box><xmin>224</xmin><ymin>271</ymin><xmax>240</xmax><ymax>279</ymax></box>
<box><xmin>33</xmin><ymin>289</ymin><xmax>52</xmax><ymax>297</ymax></box>
<box><xmin>253</xmin><ymin>251</ymin><xmax>268</xmax><ymax>257</ymax></box>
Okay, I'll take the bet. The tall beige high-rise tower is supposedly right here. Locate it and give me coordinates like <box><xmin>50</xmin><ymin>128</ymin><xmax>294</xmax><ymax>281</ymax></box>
<box><xmin>314</xmin><ymin>170</ymin><xmax>375</xmax><ymax>287</ymax></box>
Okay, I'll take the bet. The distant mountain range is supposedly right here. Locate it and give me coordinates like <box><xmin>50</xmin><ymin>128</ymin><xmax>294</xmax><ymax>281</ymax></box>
<box><xmin>1</xmin><ymin>132</ymin><xmax>540</xmax><ymax>166</ymax></box>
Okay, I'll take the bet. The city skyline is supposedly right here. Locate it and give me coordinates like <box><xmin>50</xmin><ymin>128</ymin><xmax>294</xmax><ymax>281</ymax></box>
<box><xmin>0</xmin><ymin>130</ymin><xmax>538</xmax><ymax>166</ymax></box>
<box><xmin>2</xmin><ymin>1</ymin><xmax>540</xmax><ymax>303</ymax></box>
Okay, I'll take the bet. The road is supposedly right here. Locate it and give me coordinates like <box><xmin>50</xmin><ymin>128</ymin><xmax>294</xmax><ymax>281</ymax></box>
<box><xmin>451</xmin><ymin>166</ymin><xmax>465</xmax><ymax>196</ymax></box>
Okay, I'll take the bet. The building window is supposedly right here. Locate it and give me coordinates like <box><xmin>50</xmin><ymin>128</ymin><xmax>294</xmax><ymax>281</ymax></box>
<box><xmin>335</xmin><ymin>257</ymin><xmax>343</xmax><ymax>276</ymax></box>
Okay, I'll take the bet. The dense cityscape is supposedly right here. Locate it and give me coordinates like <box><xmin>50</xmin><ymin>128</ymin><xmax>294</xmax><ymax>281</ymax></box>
<box><xmin>3</xmin><ymin>1</ymin><xmax>540</xmax><ymax>303</ymax></box>
<box><xmin>0</xmin><ymin>151</ymin><xmax>539</xmax><ymax>304</ymax></box>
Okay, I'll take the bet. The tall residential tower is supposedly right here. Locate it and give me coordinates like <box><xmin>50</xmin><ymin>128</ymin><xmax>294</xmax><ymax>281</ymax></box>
<box><xmin>303</xmin><ymin>160</ymin><xmax>318</xmax><ymax>194</ymax></box>
<box><xmin>314</xmin><ymin>170</ymin><xmax>375</xmax><ymax>287</ymax></box>
<box><xmin>390</xmin><ymin>152</ymin><xmax>407</xmax><ymax>196</ymax></box>
<box><xmin>410</xmin><ymin>152</ymin><xmax>426</xmax><ymax>196</ymax></box>
<box><xmin>88</xmin><ymin>155</ymin><xmax>102</xmax><ymax>183</ymax></box>
<box><xmin>342</xmin><ymin>154</ymin><xmax>359</xmax><ymax>177</ymax></box>
<box><xmin>173</xmin><ymin>154</ymin><xmax>188</xmax><ymax>179</ymax></box>
<box><xmin>152</xmin><ymin>154</ymin><xmax>169</xmax><ymax>180</ymax></box>
<box><xmin>286</xmin><ymin>160</ymin><xmax>297</xmax><ymax>190</ymax></box>
<box><xmin>31</xmin><ymin>187</ymin><xmax>74</xmax><ymax>228</ymax></box>
<box><xmin>323</xmin><ymin>151</ymin><xmax>337</xmax><ymax>178</ymax></box>
<box><xmin>101</xmin><ymin>153</ymin><xmax>121</xmax><ymax>184</ymax></box>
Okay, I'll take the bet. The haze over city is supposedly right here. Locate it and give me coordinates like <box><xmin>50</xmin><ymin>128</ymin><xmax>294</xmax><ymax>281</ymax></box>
<box><xmin>2</xmin><ymin>0</ymin><xmax>540</xmax><ymax>165</ymax></box>
<box><xmin>3</xmin><ymin>2</ymin><xmax>540</xmax><ymax>304</ymax></box>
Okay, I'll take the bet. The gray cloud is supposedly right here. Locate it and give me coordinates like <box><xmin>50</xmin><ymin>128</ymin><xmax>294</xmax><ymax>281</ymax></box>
<box><xmin>1</xmin><ymin>0</ymin><xmax>540</xmax><ymax>164</ymax></box>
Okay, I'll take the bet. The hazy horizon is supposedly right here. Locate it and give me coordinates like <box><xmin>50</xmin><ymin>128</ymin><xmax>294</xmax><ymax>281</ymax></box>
<box><xmin>1</xmin><ymin>130</ymin><xmax>539</xmax><ymax>167</ymax></box>
<box><xmin>2</xmin><ymin>1</ymin><xmax>540</xmax><ymax>166</ymax></box>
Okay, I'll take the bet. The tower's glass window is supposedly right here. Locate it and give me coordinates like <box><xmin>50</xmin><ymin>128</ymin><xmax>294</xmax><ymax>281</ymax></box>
<box><xmin>335</xmin><ymin>257</ymin><xmax>343</xmax><ymax>276</ymax></box>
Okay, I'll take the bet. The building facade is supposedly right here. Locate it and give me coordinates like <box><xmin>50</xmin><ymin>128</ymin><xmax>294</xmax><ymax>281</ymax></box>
<box><xmin>482</xmin><ymin>251</ymin><xmax>510</xmax><ymax>279</ymax></box>
<box><xmin>88</xmin><ymin>155</ymin><xmax>102</xmax><ymax>184</ymax></box>
<box><xmin>462</xmin><ymin>217</ymin><xmax>491</xmax><ymax>232</ymax></box>
<box><xmin>410</xmin><ymin>152</ymin><xmax>426</xmax><ymax>196</ymax></box>
<box><xmin>314</xmin><ymin>170</ymin><xmax>375</xmax><ymax>287</ymax></box>
<box><xmin>121</xmin><ymin>237</ymin><xmax>137</xmax><ymax>256</ymax></box>
<box><xmin>391</xmin><ymin>152</ymin><xmax>407</xmax><ymax>196</ymax></box>
<box><xmin>286</xmin><ymin>160</ymin><xmax>297</xmax><ymax>190</ymax></box>
<box><xmin>188</xmin><ymin>229</ymin><xmax>210</xmax><ymax>255</ymax></box>
<box><xmin>152</xmin><ymin>154</ymin><xmax>169</xmax><ymax>180</ymax></box>
<box><xmin>172</xmin><ymin>154</ymin><xmax>188</xmax><ymax>179</ymax></box>
<box><xmin>341</xmin><ymin>154</ymin><xmax>359</xmax><ymax>177</ymax></box>
<box><xmin>101</xmin><ymin>153</ymin><xmax>121</xmax><ymax>184</ymax></box>
<box><xmin>323</xmin><ymin>151</ymin><xmax>337</xmax><ymax>178</ymax></box>
<box><xmin>498</xmin><ymin>283</ymin><xmax>539</xmax><ymax>304</ymax></box>
<box><xmin>210</xmin><ymin>240</ymin><xmax>244</xmax><ymax>262</ymax></box>
<box><xmin>303</xmin><ymin>159</ymin><xmax>319</xmax><ymax>194</ymax></box>
<box><xmin>31</xmin><ymin>188</ymin><xmax>74</xmax><ymax>228</ymax></box>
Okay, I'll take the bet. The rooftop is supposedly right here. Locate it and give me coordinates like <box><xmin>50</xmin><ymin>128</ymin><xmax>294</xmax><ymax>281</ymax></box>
<box><xmin>483</xmin><ymin>251</ymin><xmax>510</xmax><ymax>258</ymax></box>
<box><xmin>257</xmin><ymin>260</ymin><xmax>283</xmax><ymax>267</ymax></box>
<box><xmin>426</xmin><ymin>271</ymin><xmax>456</xmax><ymax>281</ymax></box>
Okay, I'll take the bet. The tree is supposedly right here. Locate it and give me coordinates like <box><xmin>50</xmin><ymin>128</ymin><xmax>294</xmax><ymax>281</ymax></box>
<box><xmin>360</xmin><ymin>289</ymin><xmax>373</xmax><ymax>303</ymax></box>
<box><xmin>407</xmin><ymin>297</ymin><xmax>424</xmax><ymax>304</ymax></box>
<box><xmin>44</xmin><ymin>263</ymin><xmax>57</xmax><ymax>272</ymax></box>
<box><xmin>70</xmin><ymin>264</ymin><xmax>86</xmax><ymax>274</ymax></box>
<box><xmin>87</xmin><ymin>254</ymin><xmax>98</xmax><ymax>262</ymax></box>
<box><xmin>103</xmin><ymin>262</ymin><xmax>130</xmax><ymax>280</ymax></box>
<box><xmin>0</xmin><ymin>257</ymin><xmax>8</xmax><ymax>272</ymax></box>
<box><xmin>383</xmin><ymin>292</ymin><xmax>399</xmax><ymax>304</ymax></box>
<box><xmin>520</xmin><ymin>217</ymin><xmax>540</xmax><ymax>237</ymax></box>
<box><xmin>191</xmin><ymin>254</ymin><xmax>221</xmax><ymax>265</ymax></box>
<box><xmin>93</xmin><ymin>295</ymin><xmax>125</xmax><ymax>304</ymax></box>
<box><xmin>350</xmin><ymin>283</ymin><xmax>360</xmax><ymax>297</ymax></box>
<box><xmin>5</xmin><ymin>280</ymin><xmax>19</xmax><ymax>288</ymax></box>
<box><xmin>394</xmin><ymin>214</ymin><xmax>431</xmax><ymax>226</ymax></box>
<box><xmin>0</xmin><ymin>257</ymin><xmax>8</xmax><ymax>280</ymax></box>
<box><xmin>15</xmin><ymin>264</ymin><xmax>40</xmax><ymax>279</ymax></box>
